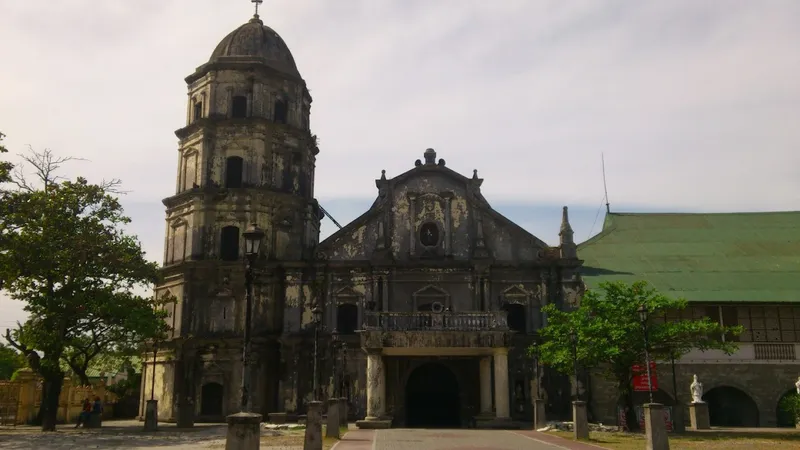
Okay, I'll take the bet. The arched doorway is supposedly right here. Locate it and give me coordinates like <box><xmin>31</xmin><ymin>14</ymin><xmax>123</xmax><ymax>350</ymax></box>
<box><xmin>703</xmin><ymin>386</ymin><xmax>759</xmax><ymax>427</ymax></box>
<box><xmin>777</xmin><ymin>390</ymin><xmax>797</xmax><ymax>427</ymax></box>
<box><xmin>405</xmin><ymin>363</ymin><xmax>461</xmax><ymax>428</ymax></box>
<box><xmin>201</xmin><ymin>382</ymin><xmax>224</xmax><ymax>416</ymax></box>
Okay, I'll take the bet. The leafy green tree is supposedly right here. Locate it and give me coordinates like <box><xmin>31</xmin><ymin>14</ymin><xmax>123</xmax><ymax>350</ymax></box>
<box><xmin>0</xmin><ymin>343</ymin><xmax>25</xmax><ymax>380</ymax></box>
<box><xmin>779</xmin><ymin>393</ymin><xmax>800</xmax><ymax>427</ymax></box>
<box><xmin>0</xmin><ymin>131</ymin><xmax>11</xmax><ymax>184</ymax></box>
<box><xmin>531</xmin><ymin>281</ymin><xmax>741</xmax><ymax>430</ymax></box>
<box><xmin>0</xmin><ymin>148</ymin><xmax>167</xmax><ymax>431</ymax></box>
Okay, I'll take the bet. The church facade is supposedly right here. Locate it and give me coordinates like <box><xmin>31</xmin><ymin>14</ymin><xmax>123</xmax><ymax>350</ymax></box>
<box><xmin>139</xmin><ymin>12</ymin><xmax>585</xmax><ymax>427</ymax></box>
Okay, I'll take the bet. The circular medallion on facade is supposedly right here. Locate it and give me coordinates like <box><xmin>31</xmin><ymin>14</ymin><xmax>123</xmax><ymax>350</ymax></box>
<box><xmin>431</xmin><ymin>301</ymin><xmax>444</xmax><ymax>313</ymax></box>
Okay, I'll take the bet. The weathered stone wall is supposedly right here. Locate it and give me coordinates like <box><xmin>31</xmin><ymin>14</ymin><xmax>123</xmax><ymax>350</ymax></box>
<box><xmin>589</xmin><ymin>362</ymin><xmax>799</xmax><ymax>427</ymax></box>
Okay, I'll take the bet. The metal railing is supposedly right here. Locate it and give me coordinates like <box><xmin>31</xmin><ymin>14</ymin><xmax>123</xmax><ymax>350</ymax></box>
<box><xmin>754</xmin><ymin>343</ymin><xmax>796</xmax><ymax>360</ymax></box>
<box><xmin>362</xmin><ymin>311</ymin><xmax>509</xmax><ymax>332</ymax></box>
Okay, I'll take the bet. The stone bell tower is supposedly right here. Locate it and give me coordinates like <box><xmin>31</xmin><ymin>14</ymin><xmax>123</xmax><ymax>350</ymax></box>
<box><xmin>145</xmin><ymin>7</ymin><xmax>321</xmax><ymax>424</ymax></box>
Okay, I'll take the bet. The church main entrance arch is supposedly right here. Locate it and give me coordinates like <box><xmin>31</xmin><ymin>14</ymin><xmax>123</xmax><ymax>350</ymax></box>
<box><xmin>405</xmin><ymin>362</ymin><xmax>461</xmax><ymax>428</ymax></box>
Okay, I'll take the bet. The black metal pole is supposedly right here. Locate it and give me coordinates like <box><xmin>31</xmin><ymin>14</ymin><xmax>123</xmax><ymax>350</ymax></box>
<box><xmin>150</xmin><ymin>343</ymin><xmax>157</xmax><ymax>401</ymax></box>
<box><xmin>241</xmin><ymin>259</ymin><xmax>254</xmax><ymax>412</ymax></box>
<box><xmin>313</xmin><ymin>323</ymin><xmax>319</xmax><ymax>401</ymax></box>
<box><xmin>642</xmin><ymin>322</ymin><xmax>654</xmax><ymax>404</ymax></box>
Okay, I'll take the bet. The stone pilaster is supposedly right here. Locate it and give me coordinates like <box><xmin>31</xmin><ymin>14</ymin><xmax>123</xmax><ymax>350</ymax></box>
<box><xmin>493</xmin><ymin>348</ymin><xmax>510</xmax><ymax>419</ymax></box>
<box><xmin>365</xmin><ymin>350</ymin><xmax>385</xmax><ymax>420</ymax></box>
<box><xmin>479</xmin><ymin>357</ymin><xmax>492</xmax><ymax>414</ymax></box>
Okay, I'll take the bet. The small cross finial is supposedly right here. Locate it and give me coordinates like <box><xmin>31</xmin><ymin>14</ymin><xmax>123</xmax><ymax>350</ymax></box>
<box><xmin>252</xmin><ymin>0</ymin><xmax>263</xmax><ymax>18</ymax></box>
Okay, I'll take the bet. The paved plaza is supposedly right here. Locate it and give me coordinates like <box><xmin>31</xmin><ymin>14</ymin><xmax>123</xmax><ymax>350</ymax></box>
<box><xmin>0</xmin><ymin>421</ymin><xmax>599</xmax><ymax>450</ymax></box>
<box><xmin>335</xmin><ymin>429</ymin><xmax>603</xmax><ymax>450</ymax></box>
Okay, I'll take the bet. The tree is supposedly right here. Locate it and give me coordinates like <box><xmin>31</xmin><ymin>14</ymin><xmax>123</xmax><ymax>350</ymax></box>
<box><xmin>0</xmin><ymin>148</ymin><xmax>167</xmax><ymax>431</ymax></box>
<box><xmin>0</xmin><ymin>343</ymin><xmax>25</xmax><ymax>380</ymax></box>
<box><xmin>531</xmin><ymin>281</ymin><xmax>741</xmax><ymax>430</ymax></box>
<box><xmin>0</xmin><ymin>131</ymin><xmax>11</xmax><ymax>184</ymax></box>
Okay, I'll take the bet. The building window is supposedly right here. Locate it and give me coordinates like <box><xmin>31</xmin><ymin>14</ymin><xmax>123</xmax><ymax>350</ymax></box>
<box><xmin>225</xmin><ymin>156</ymin><xmax>244</xmax><ymax>188</ymax></box>
<box><xmin>193</xmin><ymin>101</ymin><xmax>203</xmax><ymax>121</ymax></box>
<box><xmin>503</xmin><ymin>303</ymin><xmax>526</xmax><ymax>332</ymax></box>
<box><xmin>419</xmin><ymin>222</ymin><xmax>439</xmax><ymax>247</ymax></box>
<box><xmin>273</xmin><ymin>99</ymin><xmax>288</xmax><ymax>124</ymax></box>
<box><xmin>737</xmin><ymin>306</ymin><xmax>799</xmax><ymax>342</ymax></box>
<box><xmin>232</xmin><ymin>95</ymin><xmax>248</xmax><ymax>118</ymax></box>
<box><xmin>337</xmin><ymin>304</ymin><xmax>358</xmax><ymax>334</ymax></box>
<box><xmin>220</xmin><ymin>226</ymin><xmax>239</xmax><ymax>261</ymax></box>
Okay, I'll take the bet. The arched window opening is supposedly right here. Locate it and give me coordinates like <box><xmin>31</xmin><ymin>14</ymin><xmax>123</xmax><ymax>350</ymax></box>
<box><xmin>419</xmin><ymin>222</ymin><xmax>439</xmax><ymax>247</ymax></box>
<box><xmin>201</xmin><ymin>382</ymin><xmax>224</xmax><ymax>416</ymax></box>
<box><xmin>337</xmin><ymin>304</ymin><xmax>359</xmax><ymax>334</ymax></box>
<box><xmin>232</xmin><ymin>95</ymin><xmax>248</xmax><ymax>118</ymax></box>
<box><xmin>220</xmin><ymin>226</ymin><xmax>240</xmax><ymax>261</ymax></box>
<box><xmin>503</xmin><ymin>303</ymin><xmax>526</xmax><ymax>332</ymax></box>
<box><xmin>273</xmin><ymin>99</ymin><xmax>288</xmax><ymax>124</ymax></box>
<box><xmin>225</xmin><ymin>156</ymin><xmax>244</xmax><ymax>188</ymax></box>
<box><xmin>704</xmin><ymin>386</ymin><xmax>759</xmax><ymax>427</ymax></box>
<box><xmin>193</xmin><ymin>101</ymin><xmax>203</xmax><ymax>122</ymax></box>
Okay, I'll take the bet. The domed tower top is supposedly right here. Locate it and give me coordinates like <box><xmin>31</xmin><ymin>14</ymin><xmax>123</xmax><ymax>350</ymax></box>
<box><xmin>208</xmin><ymin>15</ymin><xmax>300</xmax><ymax>79</ymax></box>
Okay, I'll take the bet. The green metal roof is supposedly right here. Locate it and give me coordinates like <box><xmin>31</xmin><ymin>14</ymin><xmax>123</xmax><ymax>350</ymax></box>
<box><xmin>578</xmin><ymin>211</ymin><xmax>800</xmax><ymax>303</ymax></box>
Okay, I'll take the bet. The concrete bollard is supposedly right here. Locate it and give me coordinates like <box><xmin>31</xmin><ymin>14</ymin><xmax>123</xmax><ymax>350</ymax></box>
<box><xmin>144</xmin><ymin>400</ymin><xmax>158</xmax><ymax>431</ymax></box>
<box><xmin>644</xmin><ymin>403</ymin><xmax>670</xmax><ymax>450</ymax></box>
<box><xmin>572</xmin><ymin>401</ymin><xmax>589</xmax><ymax>440</ymax></box>
<box><xmin>303</xmin><ymin>401</ymin><xmax>323</xmax><ymax>450</ymax></box>
<box><xmin>225</xmin><ymin>412</ymin><xmax>262</xmax><ymax>450</ymax></box>
<box><xmin>338</xmin><ymin>398</ymin><xmax>348</xmax><ymax>427</ymax></box>
<box><xmin>326</xmin><ymin>398</ymin><xmax>340</xmax><ymax>438</ymax></box>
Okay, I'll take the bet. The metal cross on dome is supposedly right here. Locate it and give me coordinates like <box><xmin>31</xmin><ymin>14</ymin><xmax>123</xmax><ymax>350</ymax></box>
<box><xmin>252</xmin><ymin>0</ymin><xmax>263</xmax><ymax>17</ymax></box>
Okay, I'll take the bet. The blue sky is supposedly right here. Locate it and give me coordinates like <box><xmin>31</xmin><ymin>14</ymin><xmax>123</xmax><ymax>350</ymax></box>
<box><xmin>0</xmin><ymin>0</ymin><xmax>798</xmax><ymax>334</ymax></box>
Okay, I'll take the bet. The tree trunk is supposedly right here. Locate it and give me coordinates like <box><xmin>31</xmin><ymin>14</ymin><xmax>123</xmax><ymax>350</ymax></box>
<box><xmin>617</xmin><ymin>380</ymin><xmax>640</xmax><ymax>432</ymax></box>
<box><xmin>40</xmin><ymin>371</ymin><xmax>65</xmax><ymax>431</ymax></box>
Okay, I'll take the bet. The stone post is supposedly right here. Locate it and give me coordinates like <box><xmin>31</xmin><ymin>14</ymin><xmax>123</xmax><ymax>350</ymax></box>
<box><xmin>672</xmin><ymin>405</ymin><xmax>685</xmax><ymax>433</ymax></box>
<box><xmin>479</xmin><ymin>357</ymin><xmax>492</xmax><ymax>415</ymax></box>
<box><xmin>338</xmin><ymin>398</ymin><xmax>348</xmax><ymax>427</ymax></box>
<box><xmin>304</xmin><ymin>401</ymin><xmax>323</xmax><ymax>450</ymax></box>
<box><xmin>533</xmin><ymin>399</ymin><xmax>547</xmax><ymax>430</ymax></box>
<box><xmin>16</xmin><ymin>369</ymin><xmax>38</xmax><ymax>425</ymax></box>
<box><xmin>144</xmin><ymin>399</ymin><xmax>158</xmax><ymax>431</ymax></box>
<box><xmin>572</xmin><ymin>401</ymin><xmax>589</xmax><ymax>440</ymax></box>
<box><xmin>365</xmin><ymin>351</ymin><xmax>385</xmax><ymax>420</ymax></box>
<box><xmin>225</xmin><ymin>412</ymin><xmax>262</xmax><ymax>450</ymax></box>
<box><xmin>493</xmin><ymin>348</ymin><xmax>510</xmax><ymax>419</ymax></box>
<box><xmin>644</xmin><ymin>403</ymin><xmax>670</xmax><ymax>450</ymax></box>
<box><xmin>326</xmin><ymin>398</ymin><xmax>340</xmax><ymax>438</ymax></box>
<box><xmin>689</xmin><ymin>402</ymin><xmax>710</xmax><ymax>430</ymax></box>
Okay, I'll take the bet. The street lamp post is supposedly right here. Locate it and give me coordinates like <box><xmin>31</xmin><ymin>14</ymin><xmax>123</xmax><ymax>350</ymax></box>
<box><xmin>531</xmin><ymin>341</ymin><xmax>540</xmax><ymax>399</ymax></box>
<box><xmin>240</xmin><ymin>223</ymin><xmax>265</xmax><ymax>413</ymax></box>
<box><xmin>311</xmin><ymin>306</ymin><xmax>323</xmax><ymax>401</ymax></box>
<box><xmin>569</xmin><ymin>329</ymin><xmax>579</xmax><ymax>401</ymax></box>
<box><xmin>638</xmin><ymin>305</ymin><xmax>655</xmax><ymax>404</ymax></box>
<box><xmin>225</xmin><ymin>223</ymin><xmax>264</xmax><ymax>450</ymax></box>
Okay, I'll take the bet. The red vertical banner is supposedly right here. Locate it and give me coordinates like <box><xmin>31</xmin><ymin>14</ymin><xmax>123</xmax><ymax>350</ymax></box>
<box><xmin>632</xmin><ymin>361</ymin><xmax>658</xmax><ymax>392</ymax></box>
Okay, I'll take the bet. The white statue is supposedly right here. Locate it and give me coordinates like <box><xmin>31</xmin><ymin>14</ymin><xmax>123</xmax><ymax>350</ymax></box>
<box><xmin>795</xmin><ymin>376</ymin><xmax>800</xmax><ymax>395</ymax></box>
<box><xmin>690</xmin><ymin>374</ymin><xmax>704</xmax><ymax>403</ymax></box>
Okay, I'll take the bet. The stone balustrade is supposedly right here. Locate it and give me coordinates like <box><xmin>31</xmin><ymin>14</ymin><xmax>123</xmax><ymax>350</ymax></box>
<box><xmin>362</xmin><ymin>311</ymin><xmax>508</xmax><ymax>332</ymax></box>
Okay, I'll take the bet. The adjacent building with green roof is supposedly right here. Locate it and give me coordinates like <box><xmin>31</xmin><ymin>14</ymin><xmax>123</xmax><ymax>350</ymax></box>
<box><xmin>577</xmin><ymin>211</ymin><xmax>800</xmax><ymax>428</ymax></box>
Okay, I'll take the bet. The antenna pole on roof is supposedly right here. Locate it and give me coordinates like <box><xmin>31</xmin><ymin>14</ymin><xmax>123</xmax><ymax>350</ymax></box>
<box><xmin>601</xmin><ymin>153</ymin><xmax>610</xmax><ymax>214</ymax></box>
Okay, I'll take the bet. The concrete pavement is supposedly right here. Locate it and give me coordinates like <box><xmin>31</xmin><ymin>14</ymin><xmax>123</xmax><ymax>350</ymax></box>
<box><xmin>332</xmin><ymin>428</ymin><xmax>608</xmax><ymax>450</ymax></box>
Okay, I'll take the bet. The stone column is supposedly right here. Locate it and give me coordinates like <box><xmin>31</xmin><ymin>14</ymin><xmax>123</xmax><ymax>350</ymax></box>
<box><xmin>479</xmin><ymin>357</ymin><xmax>492</xmax><ymax>415</ymax></box>
<box><xmin>408</xmin><ymin>194</ymin><xmax>417</xmax><ymax>255</ymax></box>
<box><xmin>304</xmin><ymin>401</ymin><xmax>323</xmax><ymax>450</ymax></box>
<box><xmin>443</xmin><ymin>193</ymin><xmax>453</xmax><ymax>256</ymax></box>
<box><xmin>326</xmin><ymin>398</ymin><xmax>340</xmax><ymax>438</ymax></box>
<box><xmin>365</xmin><ymin>350</ymin><xmax>385</xmax><ymax>420</ymax></box>
<box><xmin>493</xmin><ymin>348</ymin><xmax>510</xmax><ymax>419</ymax></box>
<box><xmin>689</xmin><ymin>402</ymin><xmax>710</xmax><ymax>430</ymax></box>
<box><xmin>225</xmin><ymin>412</ymin><xmax>262</xmax><ymax>450</ymax></box>
<box><xmin>572</xmin><ymin>401</ymin><xmax>589</xmax><ymax>440</ymax></box>
<box><xmin>644</xmin><ymin>403</ymin><xmax>670</xmax><ymax>450</ymax></box>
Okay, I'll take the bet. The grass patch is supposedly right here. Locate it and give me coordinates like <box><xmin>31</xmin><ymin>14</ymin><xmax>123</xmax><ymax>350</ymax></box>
<box><xmin>549</xmin><ymin>430</ymin><xmax>800</xmax><ymax>450</ymax></box>
<box><xmin>260</xmin><ymin>424</ymin><xmax>346</xmax><ymax>449</ymax></box>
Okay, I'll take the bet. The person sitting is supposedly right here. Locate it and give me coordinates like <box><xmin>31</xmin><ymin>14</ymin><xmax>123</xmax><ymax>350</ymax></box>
<box><xmin>75</xmin><ymin>398</ymin><xmax>91</xmax><ymax>428</ymax></box>
<box><xmin>86</xmin><ymin>396</ymin><xmax>104</xmax><ymax>428</ymax></box>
